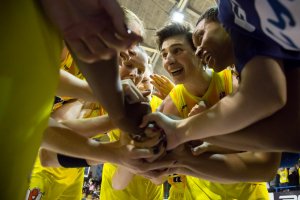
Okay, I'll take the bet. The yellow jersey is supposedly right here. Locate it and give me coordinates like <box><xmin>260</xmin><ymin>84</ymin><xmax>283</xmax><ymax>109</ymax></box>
<box><xmin>168</xmin><ymin>69</ymin><xmax>269</xmax><ymax>200</ymax></box>
<box><xmin>100</xmin><ymin>98</ymin><xmax>164</xmax><ymax>200</ymax></box>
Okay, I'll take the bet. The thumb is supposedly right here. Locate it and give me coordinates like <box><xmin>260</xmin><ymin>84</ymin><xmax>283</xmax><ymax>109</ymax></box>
<box><xmin>191</xmin><ymin>142</ymin><xmax>209</xmax><ymax>156</ymax></box>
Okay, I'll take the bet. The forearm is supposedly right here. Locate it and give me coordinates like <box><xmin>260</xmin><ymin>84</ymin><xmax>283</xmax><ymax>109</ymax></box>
<box><xmin>181</xmin><ymin>151</ymin><xmax>281</xmax><ymax>182</ymax></box>
<box><xmin>57</xmin><ymin>69</ymin><xmax>96</xmax><ymax>102</ymax></box>
<box><xmin>42</xmin><ymin>118</ymin><xmax>113</xmax><ymax>163</ymax></box>
<box><xmin>61</xmin><ymin>115</ymin><xmax>115</xmax><ymax>137</ymax></box>
<box><xmin>178</xmin><ymin>56</ymin><xmax>286</xmax><ymax>142</ymax></box>
<box><xmin>73</xmin><ymin>56</ymin><xmax>126</xmax><ymax>120</ymax></box>
<box><xmin>112</xmin><ymin>166</ymin><xmax>134</xmax><ymax>190</ymax></box>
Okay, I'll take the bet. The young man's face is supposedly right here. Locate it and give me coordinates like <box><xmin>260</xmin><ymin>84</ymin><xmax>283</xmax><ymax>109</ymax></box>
<box><xmin>119</xmin><ymin>46</ymin><xmax>147</xmax><ymax>85</ymax></box>
<box><xmin>137</xmin><ymin>68</ymin><xmax>153</xmax><ymax>98</ymax></box>
<box><xmin>193</xmin><ymin>19</ymin><xmax>234</xmax><ymax>71</ymax></box>
<box><xmin>161</xmin><ymin>35</ymin><xmax>199</xmax><ymax>84</ymax></box>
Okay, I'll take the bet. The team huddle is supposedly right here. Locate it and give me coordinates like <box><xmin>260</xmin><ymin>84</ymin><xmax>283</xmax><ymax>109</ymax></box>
<box><xmin>1</xmin><ymin>0</ymin><xmax>300</xmax><ymax>199</ymax></box>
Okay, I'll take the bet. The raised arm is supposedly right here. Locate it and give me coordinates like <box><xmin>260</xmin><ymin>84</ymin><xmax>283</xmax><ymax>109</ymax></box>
<box><xmin>179</xmin><ymin>57</ymin><xmax>286</xmax><ymax>142</ymax></box>
<box><xmin>142</xmin><ymin>57</ymin><xmax>287</xmax><ymax>149</ymax></box>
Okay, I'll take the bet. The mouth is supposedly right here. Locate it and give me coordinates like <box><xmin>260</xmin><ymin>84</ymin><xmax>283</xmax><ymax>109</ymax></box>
<box><xmin>170</xmin><ymin>68</ymin><xmax>184</xmax><ymax>76</ymax></box>
<box><xmin>200</xmin><ymin>51</ymin><xmax>212</xmax><ymax>66</ymax></box>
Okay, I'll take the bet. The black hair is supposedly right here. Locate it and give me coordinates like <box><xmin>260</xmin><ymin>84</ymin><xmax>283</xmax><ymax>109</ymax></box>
<box><xmin>156</xmin><ymin>22</ymin><xmax>195</xmax><ymax>51</ymax></box>
<box><xmin>196</xmin><ymin>7</ymin><xmax>219</xmax><ymax>26</ymax></box>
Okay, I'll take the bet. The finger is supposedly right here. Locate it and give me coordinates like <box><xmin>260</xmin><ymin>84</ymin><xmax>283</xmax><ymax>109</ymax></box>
<box><xmin>151</xmin><ymin>80</ymin><xmax>163</xmax><ymax>91</ymax></box>
<box><xmin>145</xmin><ymin>122</ymin><xmax>163</xmax><ymax>138</ymax></box>
<box><xmin>141</xmin><ymin>90</ymin><xmax>151</xmax><ymax>98</ymax></box>
<box><xmin>83</xmin><ymin>35</ymin><xmax>117</xmax><ymax>60</ymax></box>
<box><xmin>160</xmin><ymin>75</ymin><xmax>172</xmax><ymax>83</ymax></box>
<box><xmin>98</xmin><ymin>30</ymin><xmax>129</xmax><ymax>50</ymax></box>
<box><xmin>67</xmin><ymin>38</ymin><xmax>115</xmax><ymax>63</ymax></box>
<box><xmin>143</xmin><ymin>158</ymin><xmax>176</xmax><ymax>171</ymax></box>
<box><xmin>123</xmin><ymin>83</ymin><xmax>147</xmax><ymax>103</ymax></box>
<box><xmin>139</xmin><ymin>112</ymin><xmax>162</xmax><ymax>128</ymax></box>
<box><xmin>198</xmin><ymin>100</ymin><xmax>206</xmax><ymax>108</ymax></box>
<box><xmin>153</xmin><ymin>75</ymin><xmax>165</xmax><ymax>86</ymax></box>
<box><xmin>191</xmin><ymin>142</ymin><xmax>208</xmax><ymax>156</ymax></box>
<box><xmin>145</xmin><ymin>146</ymin><xmax>167</xmax><ymax>163</ymax></box>
<box><xmin>98</xmin><ymin>0</ymin><xmax>128</xmax><ymax>37</ymax></box>
<box><xmin>152</xmin><ymin>90</ymin><xmax>164</xmax><ymax>99</ymax></box>
<box><xmin>133</xmin><ymin>128</ymin><xmax>165</xmax><ymax>149</ymax></box>
<box><xmin>128</xmin><ymin>145</ymin><xmax>153</xmax><ymax>159</ymax></box>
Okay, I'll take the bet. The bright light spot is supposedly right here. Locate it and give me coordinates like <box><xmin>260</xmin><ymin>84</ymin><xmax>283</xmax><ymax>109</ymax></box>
<box><xmin>171</xmin><ymin>11</ymin><xmax>184</xmax><ymax>23</ymax></box>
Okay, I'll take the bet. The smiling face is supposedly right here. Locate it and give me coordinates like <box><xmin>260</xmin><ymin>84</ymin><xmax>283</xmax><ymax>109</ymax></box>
<box><xmin>161</xmin><ymin>35</ymin><xmax>199</xmax><ymax>84</ymax></box>
<box><xmin>119</xmin><ymin>46</ymin><xmax>147</xmax><ymax>85</ymax></box>
<box><xmin>137</xmin><ymin>67</ymin><xmax>153</xmax><ymax>98</ymax></box>
<box><xmin>193</xmin><ymin>19</ymin><xmax>234</xmax><ymax>72</ymax></box>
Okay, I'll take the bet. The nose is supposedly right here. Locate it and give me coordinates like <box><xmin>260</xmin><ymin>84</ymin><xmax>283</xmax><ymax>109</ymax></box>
<box><xmin>164</xmin><ymin>53</ymin><xmax>175</xmax><ymax>66</ymax></box>
<box><xmin>128</xmin><ymin>68</ymin><xmax>138</xmax><ymax>81</ymax></box>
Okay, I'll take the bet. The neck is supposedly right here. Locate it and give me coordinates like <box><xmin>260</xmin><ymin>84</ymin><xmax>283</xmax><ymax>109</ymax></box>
<box><xmin>184</xmin><ymin>68</ymin><xmax>212</xmax><ymax>97</ymax></box>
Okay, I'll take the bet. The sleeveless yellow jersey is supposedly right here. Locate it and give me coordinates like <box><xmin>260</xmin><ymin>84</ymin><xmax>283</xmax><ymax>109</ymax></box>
<box><xmin>0</xmin><ymin>1</ymin><xmax>62</xmax><ymax>199</ymax></box>
<box><xmin>278</xmin><ymin>168</ymin><xmax>289</xmax><ymax>184</ymax></box>
<box><xmin>169</xmin><ymin>69</ymin><xmax>232</xmax><ymax>118</ymax></box>
<box><xmin>150</xmin><ymin>95</ymin><xmax>163</xmax><ymax>112</ymax></box>
<box><xmin>167</xmin><ymin>69</ymin><xmax>269</xmax><ymax>200</ymax></box>
<box><xmin>28</xmin><ymin>52</ymin><xmax>105</xmax><ymax>200</ymax></box>
<box><xmin>100</xmin><ymin>98</ymin><xmax>164</xmax><ymax>200</ymax></box>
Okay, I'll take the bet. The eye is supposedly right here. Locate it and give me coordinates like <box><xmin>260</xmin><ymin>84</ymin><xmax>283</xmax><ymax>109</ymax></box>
<box><xmin>173</xmin><ymin>47</ymin><xmax>183</xmax><ymax>55</ymax></box>
<box><xmin>161</xmin><ymin>52</ymin><xmax>167</xmax><ymax>59</ymax></box>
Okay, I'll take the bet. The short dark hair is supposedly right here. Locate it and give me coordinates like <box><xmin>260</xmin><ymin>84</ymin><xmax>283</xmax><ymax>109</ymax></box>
<box><xmin>196</xmin><ymin>7</ymin><xmax>219</xmax><ymax>26</ymax></box>
<box><xmin>156</xmin><ymin>22</ymin><xmax>195</xmax><ymax>51</ymax></box>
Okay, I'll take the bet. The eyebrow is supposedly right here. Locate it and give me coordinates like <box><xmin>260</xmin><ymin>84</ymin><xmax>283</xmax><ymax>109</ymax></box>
<box><xmin>161</xmin><ymin>43</ymin><xmax>184</xmax><ymax>52</ymax></box>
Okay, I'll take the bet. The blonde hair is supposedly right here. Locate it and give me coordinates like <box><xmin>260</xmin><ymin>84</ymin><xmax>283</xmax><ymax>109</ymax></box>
<box><xmin>123</xmin><ymin>7</ymin><xmax>145</xmax><ymax>37</ymax></box>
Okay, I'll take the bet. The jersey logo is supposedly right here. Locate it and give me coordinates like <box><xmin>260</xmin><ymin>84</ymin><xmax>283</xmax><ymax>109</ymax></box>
<box><xmin>255</xmin><ymin>0</ymin><xmax>300</xmax><ymax>50</ymax></box>
<box><xmin>181</xmin><ymin>104</ymin><xmax>188</xmax><ymax>110</ymax></box>
<box><xmin>231</xmin><ymin>0</ymin><xmax>255</xmax><ymax>32</ymax></box>
<box><xmin>25</xmin><ymin>188</ymin><xmax>43</xmax><ymax>200</ymax></box>
<box><xmin>173</xmin><ymin>176</ymin><xmax>182</xmax><ymax>183</ymax></box>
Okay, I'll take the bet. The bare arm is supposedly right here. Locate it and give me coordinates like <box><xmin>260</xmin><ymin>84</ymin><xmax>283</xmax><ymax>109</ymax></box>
<box><xmin>141</xmin><ymin>147</ymin><xmax>281</xmax><ymax>183</ymax></box>
<box><xmin>60</xmin><ymin>114</ymin><xmax>114</xmax><ymax>138</ymax></box>
<box><xmin>179</xmin><ymin>57</ymin><xmax>286</xmax><ymax>142</ymax></box>
<box><xmin>57</xmin><ymin>69</ymin><xmax>96</xmax><ymax>102</ymax></box>
<box><xmin>42</xmin><ymin>118</ymin><xmax>112</xmax><ymax>162</ymax></box>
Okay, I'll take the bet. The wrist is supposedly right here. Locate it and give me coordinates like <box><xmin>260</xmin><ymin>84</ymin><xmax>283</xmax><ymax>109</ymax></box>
<box><xmin>172</xmin><ymin>119</ymin><xmax>189</xmax><ymax>147</ymax></box>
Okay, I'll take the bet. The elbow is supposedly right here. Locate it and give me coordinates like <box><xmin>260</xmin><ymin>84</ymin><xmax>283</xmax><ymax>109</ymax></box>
<box><xmin>272</xmin><ymin>91</ymin><xmax>287</xmax><ymax>111</ymax></box>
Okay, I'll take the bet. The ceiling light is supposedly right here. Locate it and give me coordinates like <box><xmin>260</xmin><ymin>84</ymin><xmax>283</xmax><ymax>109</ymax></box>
<box><xmin>171</xmin><ymin>11</ymin><xmax>184</xmax><ymax>23</ymax></box>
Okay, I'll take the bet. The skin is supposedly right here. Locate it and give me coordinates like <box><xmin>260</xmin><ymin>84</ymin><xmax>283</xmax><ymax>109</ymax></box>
<box><xmin>191</xmin><ymin>18</ymin><xmax>300</xmax><ymax>152</ymax></box>
<box><xmin>150</xmin><ymin>74</ymin><xmax>175</xmax><ymax>100</ymax></box>
<box><xmin>141</xmin><ymin>19</ymin><xmax>288</xmax><ymax>152</ymax></box>
<box><xmin>40</xmin><ymin>0</ymin><xmax>142</xmax><ymax>62</ymax></box>
<box><xmin>138</xmin><ymin>33</ymin><xmax>281</xmax><ymax>183</ymax></box>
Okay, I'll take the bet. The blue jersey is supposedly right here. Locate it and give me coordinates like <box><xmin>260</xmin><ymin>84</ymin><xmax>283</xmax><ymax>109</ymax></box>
<box><xmin>218</xmin><ymin>0</ymin><xmax>300</xmax><ymax>72</ymax></box>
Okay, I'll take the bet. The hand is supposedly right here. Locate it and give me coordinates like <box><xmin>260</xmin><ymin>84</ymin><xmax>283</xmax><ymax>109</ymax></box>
<box><xmin>188</xmin><ymin>101</ymin><xmax>207</xmax><ymax>117</ymax></box>
<box><xmin>122</xmin><ymin>79</ymin><xmax>148</xmax><ymax>104</ymax></box>
<box><xmin>41</xmin><ymin>0</ymin><xmax>142</xmax><ymax>63</ymax></box>
<box><xmin>189</xmin><ymin>141</ymin><xmax>243</xmax><ymax>156</ymax></box>
<box><xmin>140</xmin><ymin>112</ymin><xmax>184</xmax><ymax>150</ymax></box>
<box><xmin>135</xmin><ymin>145</ymin><xmax>190</xmax><ymax>179</ymax></box>
<box><xmin>131</xmin><ymin>122</ymin><xmax>167</xmax><ymax>162</ymax></box>
<box><xmin>105</xmin><ymin>139</ymin><xmax>155</xmax><ymax>173</ymax></box>
<box><xmin>150</xmin><ymin>74</ymin><xmax>175</xmax><ymax>99</ymax></box>
<box><xmin>112</xmin><ymin>102</ymin><xmax>151</xmax><ymax>139</ymax></box>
